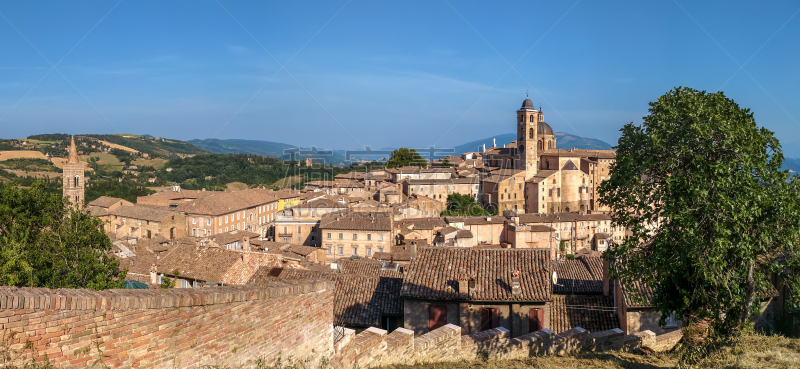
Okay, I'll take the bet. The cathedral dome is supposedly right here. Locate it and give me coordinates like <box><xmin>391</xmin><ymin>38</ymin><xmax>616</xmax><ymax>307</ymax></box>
<box><xmin>538</xmin><ymin>121</ymin><xmax>554</xmax><ymax>136</ymax></box>
<box><xmin>521</xmin><ymin>98</ymin><xmax>534</xmax><ymax>109</ymax></box>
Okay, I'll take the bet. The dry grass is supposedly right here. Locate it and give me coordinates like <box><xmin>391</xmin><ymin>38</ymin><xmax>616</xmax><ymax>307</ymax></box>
<box><xmin>132</xmin><ymin>157</ymin><xmax>168</xmax><ymax>169</ymax></box>
<box><xmin>5</xmin><ymin>170</ymin><xmax>61</xmax><ymax>179</ymax></box>
<box><xmin>383</xmin><ymin>333</ymin><xmax>800</xmax><ymax>369</ymax></box>
<box><xmin>0</xmin><ymin>151</ymin><xmax>47</xmax><ymax>161</ymax></box>
<box><xmin>97</xmin><ymin>139</ymin><xmax>139</xmax><ymax>153</ymax></box>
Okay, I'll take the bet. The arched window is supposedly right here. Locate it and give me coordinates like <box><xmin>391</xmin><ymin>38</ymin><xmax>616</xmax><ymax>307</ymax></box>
<box><xmin>539</xmin><ymin>115</ymin><xmax>543</xmax><ymax>122</ymax></box>
<box><xmin>547</xmin><ymin>141</ymin><xmax>552</xmax><ymax>150</ymax></box>
<box><xmin>529</xmin><ymin>128</ymin><xmax>534</xmax><ymax>139</ymax></box>
<box><xmin>73</xmin><ymin>175</ymin><xmax>79</xmax><ymax>188</ymax></box>
<box><xmin>545</xmin><ymin>161</ymin><xmax>550</xmax><ymax>169</ymax></box>
<box><xmin>538</xmin><ymin>140</ymin><xmax>543</xmax><ymax>150</ymax></box>
<box><xmin>529</xmin><ymin>115</ymin><xmax>534</xmax><ymax>123</ymax></box>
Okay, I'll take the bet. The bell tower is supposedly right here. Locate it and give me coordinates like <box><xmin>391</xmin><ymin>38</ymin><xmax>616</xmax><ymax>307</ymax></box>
<box><xmin>63</xmin><ymin>136</ymin><xmax>85</xmax><ymax>209</ymax></box>
<box><xmin>516</xmin><ymin>96</ymin><xmax>539</xmax><ymax>180</ymax></box>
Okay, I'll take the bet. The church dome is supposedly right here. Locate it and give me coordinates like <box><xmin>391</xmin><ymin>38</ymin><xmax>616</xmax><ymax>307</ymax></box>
<box><xmin>538</xmin><ymin>121</ymin><xmax>554</xmax><ymax>136</ymax></box>
<box><xmin>521</xmin><ymin>98</ymin><xmax>534</xmax><ymax>109</ymax></box>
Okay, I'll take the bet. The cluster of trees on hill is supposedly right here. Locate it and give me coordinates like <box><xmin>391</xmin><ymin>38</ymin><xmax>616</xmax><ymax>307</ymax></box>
<box><xmin>441</xmin><ymin>193</ymin><xmax>496</xmax><ymax>216</ymax></box>
<box><xmin>159</xmin><ymin>153</ymin><xmax>365</xmax><ymax>190</ymax></box>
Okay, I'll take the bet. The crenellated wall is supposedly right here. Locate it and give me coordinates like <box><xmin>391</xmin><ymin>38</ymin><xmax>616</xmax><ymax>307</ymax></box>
<box><xmin>331</xmin><ymin>323</ymin><xmax>681</xmax><ymax>368</ymax></box>
<box><xmin>0</xmin><ymin>281</ymin><xmax>680</xmax><ymax>369</ymax></box>
<box><xmin>0</xmin><ymin>281</ymin><xmax>333</xmax><ymax>369</ymax></box>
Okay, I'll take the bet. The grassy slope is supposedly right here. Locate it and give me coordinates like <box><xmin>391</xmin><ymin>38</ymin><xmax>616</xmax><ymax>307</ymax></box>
<box><xmin>382</xmin><ymin>333</ymin><xmax>800</xmax><ymax>369</ymax></box>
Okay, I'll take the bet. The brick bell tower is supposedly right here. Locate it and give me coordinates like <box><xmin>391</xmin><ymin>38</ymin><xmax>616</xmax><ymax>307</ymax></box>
<box><xmin>516</xmin><ymin>95</ymin><xmax>540</xmax><ymax>180</ymax></box>
<box><xmin>63</xmin><ymin>136</ymin><xmax>85</xmax><ymax>209</ymax></box>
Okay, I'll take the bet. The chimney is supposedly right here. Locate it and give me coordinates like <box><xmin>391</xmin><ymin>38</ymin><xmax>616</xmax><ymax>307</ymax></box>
<box><xmin>409</xmin><ymin>242</ymin><xmax>418</xmax><ymax>261</ymax></box>
<box><xmin>149</xmin><ymin>263</ymin><xmax>158</xmax><ymax>285</ymax></box>
<box><xmin>493</xmin><ymin>138</ymin><xmax>496</xmax><ymax>148</ymax></box>
<box><xmin>243</xmin><ymin>236</ymin><xmax>251</xmax><ymax>263</ymax></box>
<box><xmin>483</xmin><ymin>143</ymin><xmax>486</xmax><ymax>152</ymax></box>
<box><xmin>511</xmin><ymin>270</ymin><xmax>521</xmax><ymax>295</ymax></box>
<box><xmin>458</xmin><ymin>279</ymin><xmax>468</xmax><ymax>294</ymax></box>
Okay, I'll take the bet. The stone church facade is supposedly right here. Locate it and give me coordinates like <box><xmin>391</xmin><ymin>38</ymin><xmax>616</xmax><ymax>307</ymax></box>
<box><xmin>481</xmin><ymin>97</ymin><xmax>616</xmax><ymax>214</ymax></box>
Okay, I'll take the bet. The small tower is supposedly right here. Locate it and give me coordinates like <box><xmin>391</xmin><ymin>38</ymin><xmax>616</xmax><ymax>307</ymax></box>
<box><xmin>516</xmin><ymin>96</ymin><xmax>540</xmax><ymax>180</ymax></box>
<box><xmin>63</xmin><ymin>136</ymin><xmax>85</xmax><ymax>209</ymax></box>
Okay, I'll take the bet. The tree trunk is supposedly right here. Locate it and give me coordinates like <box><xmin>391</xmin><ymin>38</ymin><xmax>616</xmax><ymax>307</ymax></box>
<box><xmin>739</xmin><ymin>259</ymin><xmax>756</xmax><ymax>329</ymax></box>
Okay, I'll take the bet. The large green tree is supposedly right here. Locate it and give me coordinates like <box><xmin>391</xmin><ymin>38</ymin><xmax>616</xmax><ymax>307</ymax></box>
<box><xmin>386</xmin><ymin>148</ymin><xmax>427</xmax><ymax>168</ymax></box>
<box><xmin>0</xmin><ymin>182</ymin><xmax>124</xmax><ymax>289</ymax></box>
<box><xmin>599</xmin><ymin>87</ymin><xmax>800</xmax><ymax>351</ymax></box>
<box><xmin>441</xmin><ymin>193</ymin><xmax>495</xmax><ymax>216</ymax></box>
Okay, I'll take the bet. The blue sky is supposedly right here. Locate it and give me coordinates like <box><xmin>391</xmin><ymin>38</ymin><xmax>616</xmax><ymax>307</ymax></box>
<box><xmin>1</xmin><ymin>0</ymin><xmax>799</xmax><ymax>156</ymax></box>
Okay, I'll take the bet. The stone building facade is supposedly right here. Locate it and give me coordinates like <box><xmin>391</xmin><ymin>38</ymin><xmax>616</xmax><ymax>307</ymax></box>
<box><xmin>319</xmin><ymin>211</ymin><xmax>393</xmax><ymax>259</ymax></box>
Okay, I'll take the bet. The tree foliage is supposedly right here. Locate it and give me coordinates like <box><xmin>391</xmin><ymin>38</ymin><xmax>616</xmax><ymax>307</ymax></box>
<box><xmin>0</xmin><ymin>183</ymin><xmax>124</xmax><ymax>289</ymax></box>
<box><xmin>386</xmin><ymin>148</ymin><xmax>427</xmax><ymax>168</ymax></box>
<box><xmin>599</xmin><ymin>87</ymin><xmax>800</xmax><ymax>354</ymax></box>
<box><xmin>440</xmin><ymin>193</ymin><xmax>496</xmax><ymax>216</ymax></box>
<box><xmin>85</xmin><ymin>178</ymin><xmax>155</xmax><ymax>204</ymax></box>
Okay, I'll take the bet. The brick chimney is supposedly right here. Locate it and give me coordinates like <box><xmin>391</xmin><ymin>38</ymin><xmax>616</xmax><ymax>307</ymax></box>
<box><xmin>511</xmin><ymin>270</ymin><xmax>521</xmax><ymax>295</ymax></box>
<box><xmin>458</xmin><ymin>279</ymin><xmax>468</xmax><ymax>294</ymax></box>
<box><xmin>149</xmin><ymin>263</ymin><xmax>158</xmax><ymax>285</ymax></box>
<box><xmin>243</xmin><ymin>236</ymin><xmax>251</xmax><ymax>263</ymax></box>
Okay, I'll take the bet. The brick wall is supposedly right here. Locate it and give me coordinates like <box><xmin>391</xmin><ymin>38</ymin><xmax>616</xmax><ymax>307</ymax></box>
<box><xmin>332</xmin><ymin>324</ymin><xmax>681</xmax><ymax>368</ymax></box>
<box><xmin>0</xmin><ymin>280</ymin><xmax>333</xmax><ymax>369</ymax></box>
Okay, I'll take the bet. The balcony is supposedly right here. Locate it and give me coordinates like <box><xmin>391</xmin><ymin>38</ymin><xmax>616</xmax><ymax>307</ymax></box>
<box><xmin>277</xmin><ymin>233</ymin><xmax>293</xmax><ymax>238</ymax></box>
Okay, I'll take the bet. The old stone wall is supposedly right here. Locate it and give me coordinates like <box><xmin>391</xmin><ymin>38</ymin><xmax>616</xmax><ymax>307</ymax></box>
<box><xmin>0</xmin><ymin>280</ymin><xmax>333</xmax><ymax>369</ymax></box>
<box><xmin>332</xmin><ymin>323</ymin><xmax>680</xmax><ymax>368</ymax></box>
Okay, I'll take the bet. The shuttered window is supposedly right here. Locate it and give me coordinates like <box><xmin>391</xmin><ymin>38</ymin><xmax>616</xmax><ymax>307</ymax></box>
<box><xmin>529</xmin><ymin>308</ymin><xmax>544</xmax><ymax>332</ymax></box>
<box><xmin>480</xmin><ymin>308</ymin><xmax>500</xmax><ymax>332</ymax></box>
<box><xmin>428</xmin><ymin>304</ymin><xmax>447</xmax><ymax>331</ymax></box>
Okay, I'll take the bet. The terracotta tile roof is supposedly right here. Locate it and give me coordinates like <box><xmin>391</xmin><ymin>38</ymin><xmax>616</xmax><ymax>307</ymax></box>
<box><xmin>550</xmin><ymin>294</ymin><xmax>618</xmax><ymax>334</ymax></box>
<box><xmin>247</xmin><ymin>267</ymin><xmax>403</xmax><ymax>328</ymax></box>
<box><xmin>529</xmin><ymin>170</ymin><xmax>559</xmax><ymax>183</ymax></box>
<box><xmin>293</xmin><ymin>198</ymin><xmax>348</xmax><ymax>210</ymax></box>
<box><xmin>406</xmin><ymin>178</ymin><xmax>477</xmax><ymax>185</ymax></box>
<box><xmin>338</xmin><ymin>259</ymin><xmax>404</xmax><ymax>278</ymax></box>
<box><xmin>210</xmin><ymin>231</ymin><xmax>260</xmax><ymax>247</ymax></box>
<box><xmin>372</xmin><ymin>251</ymin><xmax>411</xmax><ymax>262</ymax></box>
<box><xmin>320</xmin><ymin>211</ymin><xmax>391</xmax><ymax>231</ymax></box>
<box><xmin>156</xmin><ymin>244</ymin><xmax>243</xmax><ymax>283</ymax></box>
<box><xmin>444</xmin><ymin>216</ymin><xmax>505</xmax><ymax>225</ymax></box>
<box><xmin>456</xmin><ymin>229</ymin><xmax>473</xmax><ymax>238</ymax></box>
<box><xmin>400</xmin><ymin>248</ymin><xmax>551</xmax><ymax>302</ymax></box>
<box><xmin>109</xmin><ymin>205</ymin><xmax>175</xmax><ymax>222</ymax></box>
<box><xmin>620</xmin><ymin>280</ymin><xmax>656</xmax><ymax>308</ymax></box>
<box><xmin>594</xmin><ymin>233</ymin><xmax>610</xmax><ymax>240</ymax></box>
<box><xmin>86</xmin><ymin>206</ymin><xmax>109</xmax><ymax>217</ymax></box>
<box><xmin>553</xmin><ymin>257</ymin><xmax>604</xmax><ymax>294</ymax></box>
<box><xmin>289</xmin><ymin>245</ymin><xmax>323</xmax><ymax>256</ymax></box>
<box><xmin>395</xmin><ymin>217</ymin><xmax>448</xmax><ymax>230</ymax></box>
<box><xmin>516</xmin><ymin>212</ymin><xmax>612</xmax><ymax>224</ymax></box>
<box><xmin>87</xmin><ymin>196</ymin><xmax>125</xmax><ymax>208</ymax></box>
<box><xmin>220</xmin><ymin>252</ymin><xmax>283</xmax><ymax>285</ymax></box>
<box><xmin>175</xmin><ymin>188</ymin><xmax>279</xmax><ymax>216</ymax></box>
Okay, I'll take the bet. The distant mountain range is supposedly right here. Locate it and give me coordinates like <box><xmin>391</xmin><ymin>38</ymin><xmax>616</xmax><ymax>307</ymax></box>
<box><xmin>452</xmin><ymin>132</ymin><xmax>613</xmax><ymax>154</ymax></box>
<box><xmin>187</xmin><ymin>132</ymin><xmax>614</xmax><ymax>165</ymax></box>
<box><xmin>188</xmin><ymin>139</ymin><xmax>296</xmax><ymax>158</ymax></box>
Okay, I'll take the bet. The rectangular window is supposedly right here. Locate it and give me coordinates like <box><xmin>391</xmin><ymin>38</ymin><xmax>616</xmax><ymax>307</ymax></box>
<box><xmin>327</xmin><ymin>233</ymin><xmax>331</xmax><ymax>239</ymax></box>
<box><xmin>206</xmin><ymin>218</ymin><xmax>211</xmax><ymax>226</ymax></box>
<box><xmin>428</xmin><ymin>304</ymin><xmax>447</xmax><ymax>331</ymax></box>
<box><xmin>480</xmin><ymin>308</ymin><xmax>500</xmax><ymax>331</ymax></box>
<box><xmin>353</xmin><ymin>234</ymin><xmax>357</xmax><ymax>240</ymax></box>
<box><xmin>366</xmin><ymin>247</ymin><xmax>372</xmax><ymax>256</ymax></box>
<box><xmin>225</xmin><ymin>227</ymin><xmax>228</xmax><ymax>232</ymax></box>
<box><xmin>339</xmin><ymin>233</ymin><xmax>343</xmax><ymax>240</ymax></box>
<box><xmin>225</xmin><ymin>215</ymin><xmax>229</xmax><ymax>223</ymax></box>
<box><xmin>378</xmin><ymin>234</ymin><xmax>383</xmax><ymax>241</ymax></box>
<box><xmin>237</xmin><ymin>213</ymin><xmax>240</xmax><ymax>220</ymax></box>
<box><xmin>352</xmin><ymin>247</ymin><xmax>358</xmax><ymax>255</ymax></box>
<box><xmin>338</xmin><ymin>247</ymin><xmax>343</xmax><ymax>255</ymax></box>
<box><xmin>218</xmin><ymin>229</ymin><xmax>222</xmax><ymax>234</ymax></box>
<box><xmin>219</xmin><ymin>218</ymin><xmax>222</xmax><ymax>226</ymax></box>
<box><xmin>298</xmin><ymin>226</ymin><xmax>302</xmax><ymax>233</ymax></box>
<box><xmin>529</xmin><ymin>308</ymin><xmax>544</xmax><ymax>332</ymax></box>
<box><xmin>367</xmin><ymin>234</ymin><xmax>372</xmax><ymax>241</ymax></box>
<box><xmin>326</xmin><ymin>247</ymin><xmax>331</xmax><ymax>255</ymax></box>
